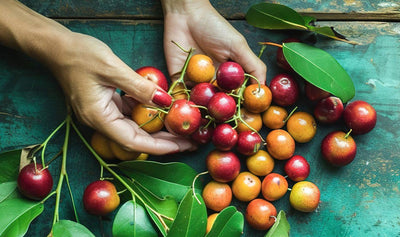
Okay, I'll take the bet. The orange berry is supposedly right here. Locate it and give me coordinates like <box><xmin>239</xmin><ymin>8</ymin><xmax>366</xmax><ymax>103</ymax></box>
<box><xmin>236</xmin><ymin>107</ymin><xmax>263</xmax><ymax>133</ymax></box>
<box><xmin>262</xmin><ymin>105</ymin><xmax>288</xmax><ymax>129</ymax></box>
<box><xmin>109</xmin><ymin>141</ymin><xmax>140</xmax><ymax>161</ymax></box>
<box><xmin>265</xmin><ymin>129</ymin><xmax>295</xmax><ymax>160</ymax></box>
<box><xmin>202</xmin><ymin>181</ymin><xmax>232</xmax><ymax>212</ymax></box>
<box><xmin>186</xmin><ymin>54</ymin><xmax>215</xmax><ymax>83</ymax></box>
<box><xmin>206</xmin><ymin>213</ymin><xmax>219</xmax><ymax>233</ymax></box>
<box><xmin>131</xmin><ymin>104</ymin><xmax>165</xmax><ymax>133</ymax></box>
<box><xmin>243</xmin><ymin>84</ymin><xmax>272</xmax><ymax>113</ymax></box>
<box><xmin>286</xmin><ymin>111</ymin><xmax>317</xmax><ymax>143</ymax></box>
<box><xmin>231</xmin><ymin>172</ymin><xmax>261</xmax><ymax>202</ymax></box>
<box><xmin>171</xmin><ymin>82</ymin><xmax>188</xmax><ymax>100</ymax></box>
<box><xmin>246</xmin><ymin>150</ymin><xmax>275</xmax><ymax>176</ymax></box>
<box><xmin>90</xmin><ymin>131</ymin><xmax>114</xmax><ymax>160</ymax></box>
<box><xmin>261</xmin><ymin>173</ymin><xmax>288</xmax><ymax>201</ymax></box>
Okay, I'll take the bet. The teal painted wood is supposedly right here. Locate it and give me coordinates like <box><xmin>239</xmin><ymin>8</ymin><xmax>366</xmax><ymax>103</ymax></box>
<box><xmin>19</xmin><ymin>0</ymin><xmax>400</xmax><ymax>19</ymax></box>
<box><xmin>1</xmin><ymin>20</ymin><xmax>399</xmax><ymax>236</ymax></box>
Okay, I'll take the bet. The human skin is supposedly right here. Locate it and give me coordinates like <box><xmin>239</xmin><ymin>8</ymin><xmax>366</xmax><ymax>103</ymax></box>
<box><xmin>0</xmin><ymin>0</ymin><xmax>266</xmax><ymax>155</ymax></box>
<box><xmin>160</xmin><ymin>0</ymin><xmax>267</xmax><ymax>85</ymax></box>
<box><xmin>0</xmin><ymin>0</ymin><xmax>194</xmax><ymax>155</ymax></box>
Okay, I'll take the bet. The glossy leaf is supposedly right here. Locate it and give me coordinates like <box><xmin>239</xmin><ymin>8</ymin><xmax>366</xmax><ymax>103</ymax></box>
<box><xmin>167</xmin><ymin>190</ymin><xmax>207</xmax><ymax>237</ymax></box>
<box><xmin>112</xmin><ymin>200</ymin><xmax>158</xmax><ymax>237</ymax></box>
<box><xmin>307</xmin><ymin>25</ymin><xmax>357</xmax><ymax>44</ymax></box>
<box><xmin>283</xmin><ymin>42</ymin><xmax>355</xmax><ymax>102</ymax></box>
<box><xmin>245</xmin><ymin>3</ymin><xmax>307</xmax><ymax>30</ymax></box>
<box><xmin>206</xmin><ymin>206</ymin><xmax>244</xmax><ymax>237</ymax></box>
<box><xmin>0</xmin><ymin>149</ymin><xmax>21</xmax><ymax>183</ymax></box>
<box><xmin>0</xmin><ymin>198</ymin><xmax>44</xmax><ymax>237</ymax></box>
<box><xmin>302</xmin><ymin>15</ymin><xmax>316</xmax><ymax>26</ymax></box>
<box><xmin>52</xmin><ymin>220</ymin><xmax>95</xmax><ymax>237</ymax></box>
<box><xmin>118</xmin><ymin>176</ymin><xmax>178</xmax><ymax>236</ymax></box>
<box><xmin>118</xmin><ymin>160</ymin><xmax>201</xmax><ymax>202</ymax></box>
<box><xmin>246</xmin><ymin>3</ymin><xmax>355</xmax><ymax>44</ymax></box>
<box><xmin>0</xmin><ymin>181</ymin><xmax>18</xmax><ymax>203</ymax></box>
<box><xmin>265</xmin><ymin>211</ymin><xmax>290</xmax><ymax>237</ymax></box>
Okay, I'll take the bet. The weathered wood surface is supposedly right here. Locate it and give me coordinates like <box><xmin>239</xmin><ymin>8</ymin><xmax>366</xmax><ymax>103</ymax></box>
<box><xmin>1</xmin><ymin>1</ymin><xmax>400</xmax><ymax>236</ymax></box>
<box><xmin>19</xmin><ymin>0</ymin><xmax>400</xmax><ymax>20</ymax></box>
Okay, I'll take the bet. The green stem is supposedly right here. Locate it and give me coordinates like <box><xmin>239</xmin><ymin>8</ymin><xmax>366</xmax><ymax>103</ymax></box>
<box><xmin>167</xmin><ymin>47</ymin><xmax>194</xmax><ymax>94</ymax></box>
<box><xmin>283</xmin><ymin>106</ymin><xmax>298</xmax><ymax>124</ymax></box>
<box><xmin>345</xmin><ymin>129</ymin><xmax>352</xmax><ymax>139</ymax></box>
<box><xmin>45</xmin><ymin>149</ymin><xmax>63</xmax><ymax>167</ymax></box>
<box><xmin>52</xmin><ymin>116</ymin><xmax>71</xmax><ymax>226</ymax></box>
<box><xmin>41</xmin><ymin>190</ymin><xmax>57</xmax><ymax>204</ymax></box>
<box><xmin>258</xmin><ymin>45</ymin><xmax>267</xmax><ymax>58</ymax></box>
<box><xmin>40</xmin><ymin>119</ymin><xmax>67</xmax><ymax>165</ymax></box>
<box><xmin>71</xmin><ymin>120</ymin><xmax>170</xmax><ymax>230</ymax></box>
<box><xmin>65</xmin><ymin>172</ymin><xmax>80</xmax><ymax>223</ymax></box>
<box><xmin>233</xmin><ymin>77</ymin><xmax>264</xmax><ymax>142</ymax></box>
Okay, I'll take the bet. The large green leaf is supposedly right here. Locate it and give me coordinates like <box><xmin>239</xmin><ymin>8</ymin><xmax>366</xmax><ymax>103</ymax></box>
<box><xmin>245</xmin><ymin>3</ymin><xmax>307</xmax><ymax>30</ymax></box>
<box><xmin>52</xmin><ymin>220</ymin><xmax>95</xmax><ymax>237</ymax></box>
<box><xmin>206</xmin><ymin>206</ymin><xmax>244</xmax><ymax>237</ymax></box>
<box><xmin>118</xmin><ymin>160</ymin><xmax>202</xmax><ymax>202</ymax></box>
<box><xmin>265</xmin><ymin>211</ymin><xmax>290</xmax><ymax>237</ymax></box>
<box><xmin>0</xmin><ymin>198</ymin><xmax>44</xmax><ymax>237</ymax></box>
<box><xmin>283</xmin><ymin>42</ymin><xmax>355</xmax><ymax>102</ymax></box>
<box><xmin>167</xmin><ymin>190</ymin><xmax>207</xmax><ymax>237</ymax></box>
<box><xmin>112</xmin><ymin>200</ymin><xmax>158</xmax><ymax>237</ymax></box>
<box><xmin>0</xmin><ymin>149</ymin><xmax>21</xmax><ymax>183</ymax></box>
<box><xmin>0</xmin><ymin>181</ymin><xmax>18</xmax><ymax>203</ymax></box>
<box><xmin>118</xmin><ymin>176</ymin><xmax>178</xmax><ymax>236</ymax></box>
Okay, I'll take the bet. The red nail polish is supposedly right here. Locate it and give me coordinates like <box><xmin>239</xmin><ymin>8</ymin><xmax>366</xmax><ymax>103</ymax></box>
<box><xmin>152</xmin><ymin>89</ymin><xmax>172</xmax><ymax>108</ymax></box>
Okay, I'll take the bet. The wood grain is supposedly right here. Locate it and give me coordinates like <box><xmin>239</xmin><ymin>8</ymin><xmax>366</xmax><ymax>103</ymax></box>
<box><xmin>19</xmin><ymin>0</ymin><xmax>400</xmax><ymax>21</ymax></box>
<box><xmin>1</xmin><ymin>18</ymin><xmax>399</xmax><ymax>236</ymax></box>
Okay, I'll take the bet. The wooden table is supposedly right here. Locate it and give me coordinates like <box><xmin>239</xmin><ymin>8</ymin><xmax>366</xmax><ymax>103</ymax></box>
<box><xmin>1</xmin><ymin>1</ymin><xmax>399</xmax><ymax>236</ymax></box>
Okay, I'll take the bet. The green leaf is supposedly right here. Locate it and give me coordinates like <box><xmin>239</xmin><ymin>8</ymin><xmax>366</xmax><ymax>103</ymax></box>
<box><xmin>167</xmin><ymin>190</ymin><xmax>207</xmax><ymax>237</ymax></box>
<box><xmin>0</xmin><ymin>181</ymin><xmax>18</xmax><ymax>203</ymax></box>
<box><xmin>265</xmin><ymin>211</ymin><xmax>290</xmax><ymax>237</ymax></box>
<box><xmin>0</xmin><ymin>198</ymin><xmax>44</xmax><ymax>237</ymax></box>
<box><xmin>52</xmin><ymin>220</ymin><xmax>95</xmax><ymax>237</ymax></box>
<box><xmin>283</xmin><ymin>42</ymin><xmax>355</xmax><ymax>102</ymax></box>
<box><xmin>112</xmin><ymin>200</ymin><xmax>158</xmax><ymax>237</ymax></box>
<box><xmin>206</xmin><ymin>206</ymin><xmax>244</xmax><ymax>237</ymax></box>
<box><xmin>117</xmin><ymin>176</ymin><xmax>178</xmax><ymax>236</ymax></box>
<box><xmin>246</xmin><ymin>3</ymin><xmax>307</xmax><ymax>30</ymax></box>
<box><xmin>0</xmin><ymin>149</ymin><xmax>21</xmax><ymax>183</ymax></box>
<box><xmin>307</xmin><ymin>25</ymin><xmax>358</xmax><ymax>44</ymax></box>
<box><xmin>118</xmin><ymin>160</ymin><xmax>202</xmax><ymax>202</ymax></box>
<box><xmin>302</xmin><ymin>15</ymin><xmax>316</xmax><ymax>26</ymax></box>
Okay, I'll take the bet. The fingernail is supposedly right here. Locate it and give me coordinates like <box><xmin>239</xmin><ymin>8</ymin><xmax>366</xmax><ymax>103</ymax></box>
<box><xmin>152</xmin><ymin>89</ymin><xmax>172</xmax><ymax>108</ymax></box>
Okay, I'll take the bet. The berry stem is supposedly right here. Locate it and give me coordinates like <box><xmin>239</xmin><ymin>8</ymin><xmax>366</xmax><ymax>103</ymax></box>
<box><xmin>39</xmin><ymin>119</ymin><xmax>66</xmax><ymax>166</ymax></box>
<box><xmin>345</xmin><ymin>129</ymin><xmax>353</xmax><ymax>139</ymax></box>
<box><xmin>283</xmin><ymin>106</ymin><xmax>298</xmax><ymax>124</ymax></box>
<box><xmin>167</xmin><ymin>46</ymin><xmax>194</xmax><ymax>95</ymax></box>
<box><xmin>233</xmin><ymin>77</ymin><xmax>265</xmax><ymax>142</ymax></box>
<box><xmin>258</xmin><ymin>45</ymin><xmax>267</xmax><ymax>58</ymax></box>
<box><xmin>258</xmin><ymin>42</ymin><xmax>283</xmax><ymax>48</ymax></box>
<box><xmin>64</xmin><ymin>172</ymin><xmax>80</xmax><ymax>223</ymax></box>
<box><xmin>192</xmin><ymin>171</ymin><xmax>208</xmax><ymax>205</ymax></box>
<box><xmin>71</xmin><ymin>120</ymin><xmax>172</xmax><ymax>233</ymax></box>
<box><xmin>52</xmin><ymin>115</ymin><xmax>71</xmax><ymax>226</ymax></box>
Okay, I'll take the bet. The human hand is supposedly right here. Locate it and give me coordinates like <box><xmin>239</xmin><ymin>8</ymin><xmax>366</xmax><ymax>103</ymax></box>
<box><xmin>48</xmin><ymin>32</ymin><xmax>196</xmax><ymax>155</ymax></box>
<box><xmin>0</xmin><ymin>0</ymin><xmax>196</xmax><ymax>155</ymax></box>
<box><xmin>160</xmin><ymin>0</ymin><xmax>266</xmax><ymax>83</ymax></box>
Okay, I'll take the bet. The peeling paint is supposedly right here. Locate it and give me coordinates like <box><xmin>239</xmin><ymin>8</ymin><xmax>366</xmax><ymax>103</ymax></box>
<box><xmin>377</xmin><ymin>2</ymin><xmax>400</xmax><ymax>8</ymax></box>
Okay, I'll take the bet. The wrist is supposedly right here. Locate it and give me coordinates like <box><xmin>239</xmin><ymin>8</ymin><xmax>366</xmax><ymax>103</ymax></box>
<box><xmin>0</xmin><ymin>0</ymin><xmax>72</xmax><ymax>67</ymax></box>
<box><xmin>160</xmin><ymin>0</ymin><xmax>211</xmax><ymax>15</ymax></box>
